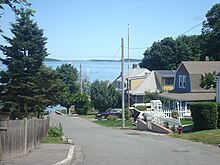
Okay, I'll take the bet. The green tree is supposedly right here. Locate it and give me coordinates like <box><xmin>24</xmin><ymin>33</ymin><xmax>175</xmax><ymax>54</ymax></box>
<box><xmin>56</xmin><ymin>64</ymin><xmax>79</xmax><ymax>94</ymax></box>
<box><xmin>139</xmin><ymin>37</ymin><xmax>177</xmax><ymax>70</ymax></box>
<box><xmin>201</xmin><ymin>3</ymin><xmax>220</xmax><ymax>61</ymax></box>
<box><xmin>144</xmin><ymin>91</ymin><xmax>158</xmax><ymax>103</ymax></box>
<box><xmin>73</xmin><ymin>93</ymin><xmax>91</xmax><ymax>115</ymax></box>
<box><xmin>200</xmin><ymin>72</ymin><xmax>216</xmax><ymax>89</ymax></box>
<box><xmin>56</xmin><ymin>64</ymin><xmax>79</xmax><ymax>113</ymax></box>
<box><xmin>91</xmin><ymin>80</ymin><xmax>120</xmax><ymax>112</ymax></box>
<box><xmin>57</xmin><ymin>85</ymin><xmax>75</xmax><ymax>114</ymax></box>
<box><xmin>139</xmin><ymin>35</ymin><xmax>201</xmax><ymax>70</ymax></box>
<box><xmin>176</xmin><ymin>35</ymin><xmax>201</xmax><ymax>63</ymax></box>
<box><xmin>0</xmin><ymin>9</ymin><xmax>58</xmax><ymax>118</ymax></box>
<box><xmin>0</xmin><ymin>1</ymin><xmax>31</xmax><ymax>32</ymax></box>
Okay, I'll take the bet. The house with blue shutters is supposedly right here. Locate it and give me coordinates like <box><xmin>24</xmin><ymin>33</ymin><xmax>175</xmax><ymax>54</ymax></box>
<box><xmin>159</xmin><ymin>61</ymin><xmax>220</xmax><ymax>115</ymax></box>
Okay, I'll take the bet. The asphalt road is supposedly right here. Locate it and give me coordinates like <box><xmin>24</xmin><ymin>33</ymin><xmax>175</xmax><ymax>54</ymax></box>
<box><xmin>51</xmin><ymin>113</ymin><xmax>220</xmax><ymax>165</ymax></box>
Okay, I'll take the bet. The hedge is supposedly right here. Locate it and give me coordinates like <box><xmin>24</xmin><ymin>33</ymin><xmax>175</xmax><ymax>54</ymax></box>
<box><xmin>217</xmin><ymin>103</ymin><xmax>220</xmax><ymax>129</ymax></box>
<box><xmin>190</xmin><ymin>102</ymin><xmax>218</xmax><ymax>131</ymax></box>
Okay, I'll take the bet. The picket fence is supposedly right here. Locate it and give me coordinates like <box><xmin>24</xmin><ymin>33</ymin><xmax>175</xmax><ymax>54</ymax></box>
<box><xmin>162</xmin><ymin>109</ymin><xmax>191</xmax><ymax>118</ymax></box>
<box><xmin>0</xmin><ymin>117</ymin><xmax>50</xmax><ymax>160</ymax></box>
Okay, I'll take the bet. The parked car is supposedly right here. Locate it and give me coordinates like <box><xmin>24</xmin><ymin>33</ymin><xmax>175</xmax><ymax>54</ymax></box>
<box><xmin>96</xmin><ymin>108</ymin><xmax>122</xmax><ymax>119</ymax></box>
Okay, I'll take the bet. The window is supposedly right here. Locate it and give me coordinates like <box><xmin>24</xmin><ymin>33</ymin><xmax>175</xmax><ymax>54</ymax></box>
<box><xmin>183</xmin><ymin>75</ymin><xmax>186</xmax><ymax>88</ymax></box>
<box><xmin>136</xmin><ymin>96</ymin><xmax>144</xmax><ymax>103</ymax></box>
<box><xmin>165</xmin><ymin>78</ymin><xmax>174</xmax><ymax>85</ymax></box>
<box><xmin>179</xmin><ymin>75</ymin><xmax>182</xmax><ymax>88</ymax></box>
<box><xmin>179</xmin><ymin>75</ymin><xmax>186</xmax><ymax>89</ymax></box>
<box><xmin>117</xmin><ymin>81</ymin><xmax>121</xmax><ymax>89</ymax></box>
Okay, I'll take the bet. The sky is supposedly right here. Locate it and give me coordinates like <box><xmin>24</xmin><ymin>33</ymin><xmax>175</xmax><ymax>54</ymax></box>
<box><xmin>0</xmin><ymin>0</ymin><xmax>220</xmax><ymax>60</ymax></box>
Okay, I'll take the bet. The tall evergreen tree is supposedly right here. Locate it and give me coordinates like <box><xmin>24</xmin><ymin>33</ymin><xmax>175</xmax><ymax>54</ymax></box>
<box><xmin>0</xmin><ymin>0</ymin><xmax>31</xmax><ymax>32</ymax></box>
<box><xmin>0</xmin><ymin>9</ymin><xmax>57</xmax><ymax>118</ymax></box>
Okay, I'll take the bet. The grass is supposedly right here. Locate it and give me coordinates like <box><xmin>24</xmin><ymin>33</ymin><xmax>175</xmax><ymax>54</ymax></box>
<box><xmin>94</xmin><ymin>119</ymin><xmax>136</xmax><ymax>128</ymax></box>
<box><xmin>181</xmin><ymin>118</ymin><xmax>193</xmax><ymax>125</ymax></box>
<box><xmin>79</xmin><ymin>111</ymin><xmax>97</xmax><ymax>119</ymax></box>
<box><xmin>79</xmin><ymin>114</ymin><xmax>96</xmax><ymax>119</ymax></box>
<box><xmin>41</xmin><ymin>136</ymin><xmax>65</xmax><ymax>144</ymax></box>
<box><xmin>170</xmin><ymin>129</ymin><xmax>220</xmax><ymax>145</ymax></box>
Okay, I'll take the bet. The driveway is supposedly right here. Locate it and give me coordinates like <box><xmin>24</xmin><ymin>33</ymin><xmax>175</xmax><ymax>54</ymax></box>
<box><xmin>51</xmin><ymin>113</ymin><xmax>220</xmax><ymax>165</ymax></box>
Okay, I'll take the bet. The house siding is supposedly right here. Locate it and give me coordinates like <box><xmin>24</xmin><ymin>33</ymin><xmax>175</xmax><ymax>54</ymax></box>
<box><xmin>130</xmin><ymin>78</ymin><xmax>145</xmax><ymax>90</ymax></box>
<box><xmin>163</xmin><ymin>85</ymin><xmax>173</xmax><ymax>91</ymax></box>
<box><xmin>174</xmin><ymin>72</ymin><xmax>190</xmax><ymax>92</ymax></box>
<box><xmin>155</xmin><ymin>71</ymin><xmax>174</xmax><ymax>91</ymax></box>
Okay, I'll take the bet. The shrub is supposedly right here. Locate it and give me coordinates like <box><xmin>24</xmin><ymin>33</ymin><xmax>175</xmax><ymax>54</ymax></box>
<box><xmin>74</xmin><ymin>93</ymin><xmax>91</xmax><ymax>115</ymax></box>
<box><xmin>171</xmin><ymin>111</ymin><xmax>179</xmax><ymax>119</ymax></box>
<box><xmin>135</xmin><ymin>106</ymin><xmax>146</xmax><ymax>111</ymax></box>
<box><xmin>106</xmin><ymin>115</ymin><xmax>118</xmax><ymax>121</ymax></box>
<box><xmin>190</xmin><ymin>102</ymin><xmax>218</xmax><ymax>131</ymax></box>
<box><xmin>48</xmin><ymin>126</ymin><xmax>63</xmax><ymax>137</ymax></box>
<box><xmin>217</xmin><ymin>103</ymin><xmax>220</xmax><ymax>129</ymax></box>
<box><xmin>75</xmin><ymin>104</ymin><xmax>91</xmax><ymax>115</ymax></box>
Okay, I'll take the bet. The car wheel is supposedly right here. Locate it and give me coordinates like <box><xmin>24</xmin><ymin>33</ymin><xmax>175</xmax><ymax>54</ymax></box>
<box><xmin>101</xmin><ymin>115</ymin><xmax>105</xmax><ymax>119</ymax></box>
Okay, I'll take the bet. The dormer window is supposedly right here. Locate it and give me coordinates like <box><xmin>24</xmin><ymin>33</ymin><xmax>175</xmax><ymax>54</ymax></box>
<box><xmin>179</xmin><ymin>75</ymin><xmax>186</xmax><ymax>89</ymax></box>
<box><xmin>179</xmin><ymin>75</ymin><xmax>182</xmax><ymax>88</ymax></box>
<box><xmin>183</xmin><ymin>75</ymin><xmax>186</xmax><ymax>88</ymax></box>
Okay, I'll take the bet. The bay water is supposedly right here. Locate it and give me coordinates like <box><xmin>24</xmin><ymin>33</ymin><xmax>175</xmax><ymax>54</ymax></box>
<box><xmin>0</xmin><ymin>60</ymin><xmax>140</xmax><ymax>82</ymax></box>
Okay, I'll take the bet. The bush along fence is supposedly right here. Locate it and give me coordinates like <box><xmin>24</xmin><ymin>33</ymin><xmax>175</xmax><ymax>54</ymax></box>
<box><xmin>0</xmin><ymin>117</ymin><xmax>50</xmax><ymax>160</ymax></box>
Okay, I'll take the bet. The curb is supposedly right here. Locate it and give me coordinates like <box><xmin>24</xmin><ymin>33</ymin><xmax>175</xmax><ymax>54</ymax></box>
<box><xmin>53</xmin><ymin>145</ymin><xmax>75</xmax><ymax>165</ymax></box>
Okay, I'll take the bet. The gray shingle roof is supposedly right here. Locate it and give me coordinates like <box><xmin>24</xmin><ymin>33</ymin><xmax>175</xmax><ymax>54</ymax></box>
<box><xmin>159</xmin><ymin>92</ymin><xmax>216</xmax><ymax>101</ymax></box>
<box><xmin>182</xmin><ymin>61</ymin><xmax>220</xmax><ymax>75</ymax></box>
<box><xmin>154</xmin><ymin>70</ymin><xmax>176</xmax><ymax>77</ymax></box>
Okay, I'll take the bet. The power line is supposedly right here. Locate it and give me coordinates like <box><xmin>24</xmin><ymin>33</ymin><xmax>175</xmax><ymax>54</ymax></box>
<box><xmin>90</xmin><ymin>47</ymin><xmax>121</xmax><ymax>75</ymax></box>
<box><xmin>124</xmin><ymin>46</ymin><xmax>148</xmax><ymax>50</ymax></box>
<box><xmin>124</xmin><ymin>22</ymin><xmax>204</xmax><ymax>50</ymax></box>
<box><xmin>177</xmin><ymin>22</ymin><xmax>203</xmax><ymax>37</ymax></box>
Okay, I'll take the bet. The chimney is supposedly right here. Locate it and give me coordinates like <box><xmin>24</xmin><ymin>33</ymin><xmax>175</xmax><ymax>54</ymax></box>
<box><xmin>205</xmin><ymin>56</ymin><xmax>209</xmax><ymax>61</ymax></box>
<box><xmin>133</xmin><ymin>64</ymin><xmax>137</xmax><ymax>69</ymax></box>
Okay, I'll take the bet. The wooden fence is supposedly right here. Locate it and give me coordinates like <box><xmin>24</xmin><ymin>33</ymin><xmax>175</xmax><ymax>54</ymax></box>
<box><xmin>0</xmin><ymin>117</ymin><xmax>50</xmax><ymax>160</ymax></box>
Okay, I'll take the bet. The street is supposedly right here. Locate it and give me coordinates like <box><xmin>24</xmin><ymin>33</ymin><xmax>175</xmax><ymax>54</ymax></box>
<box><xmin>51</xmin><ymin>113</ymin><xmax>220</xmax><ymax>165</ymax></box>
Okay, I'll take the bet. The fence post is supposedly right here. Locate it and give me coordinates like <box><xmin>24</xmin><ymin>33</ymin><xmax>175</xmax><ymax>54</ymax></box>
<box><xmin>24</xmin><ymin>118</ymin><xmax>27</xmax><ymax>154</ymax></box>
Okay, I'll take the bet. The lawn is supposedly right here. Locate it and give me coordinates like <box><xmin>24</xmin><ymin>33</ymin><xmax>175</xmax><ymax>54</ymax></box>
<box><xmin>79</xmin><ymin>114</ymin><xmax>96</xmax><ymax>119</ymax></box>
<box><xmin>180</xmin><ymin>118</ymin><xmax>193</xmax><ymax>125</ymax></box>
<box><xmin>94</xmin><ymin>119</ymin><xmax>136</xmax><ymax>128</ymax></box>
<box><xmin>171</xmin><ymin>129</ymin><xmax>220</xmax><ymax>146</ymax></box>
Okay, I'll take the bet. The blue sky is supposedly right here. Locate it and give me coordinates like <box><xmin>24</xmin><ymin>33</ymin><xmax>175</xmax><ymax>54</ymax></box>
<box><xmin>0</xmin><ymin>0</ymin><xmax>219</xmax><ymax>60</ymax></box>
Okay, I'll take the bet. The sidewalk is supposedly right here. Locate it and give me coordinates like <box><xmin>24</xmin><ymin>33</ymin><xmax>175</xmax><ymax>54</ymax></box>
<box><xmin>0</xmin><ymin>144</ymin><xmax>72</xmax><ymax>165</ymax></box>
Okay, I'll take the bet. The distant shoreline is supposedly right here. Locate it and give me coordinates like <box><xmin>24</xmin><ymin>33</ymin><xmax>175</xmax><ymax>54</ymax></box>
<box><xmin>44</xmin><ymin>58</ymin><xmax>142</xmax><ymax>62</ymax></box>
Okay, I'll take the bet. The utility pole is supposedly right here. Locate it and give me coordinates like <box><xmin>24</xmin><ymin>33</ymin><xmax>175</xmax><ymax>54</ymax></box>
<box><xmin>121</xmin><ymin>38</ymin><xmax>125</xmax><ymax>128</ymax></box>
<box><xmin>80</xmin><ymin>63</ymin><xmax>83</xmax><ymax>94</ymax></box>
<box><xmin>127</xmin><ymin>24</ymin><xmax>130</xmax><ymax>114</ymax></box>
